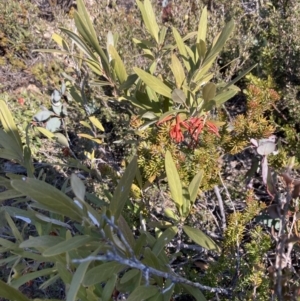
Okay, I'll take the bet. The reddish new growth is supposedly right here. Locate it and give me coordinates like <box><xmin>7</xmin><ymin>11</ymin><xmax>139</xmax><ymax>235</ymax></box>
<box><xmin>158</xmin><ymin>114</ymin><xmax>220</xmax><ymax>145</ymax></box>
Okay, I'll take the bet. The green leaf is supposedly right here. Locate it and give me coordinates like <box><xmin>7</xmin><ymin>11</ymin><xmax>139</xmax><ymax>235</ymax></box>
<box><xmin>165</xmin><ymin>151</ymin><xmax>183</xmax><ymax>212</ymax></box>
<box><xmin>0</xmin><ymin>190</ymin><xmax>24</xmax><ymax>201</ymax></box>
<box><xmin>59</xmin><ymin>28</ymin><xmax>97</xmax><ymax>61</ymax></box>
<box><xmin>66</xmin><ymin>260</ymin><xmax>91</xmax><ymax>301</ymax></box>
<box><xmin>196</xmin><ymin>40</ymin><xmax>207</xmax><ymax>62</ymax></box>
<box><xmin>102</xmin><ymin>274</ymin><xmax>118</xmax><ymax>301</ymax></box>
<box><xmin>3</xmin><ymin>206</ymin><xmax>34</xmax><ymax>225</ymax></box>
<box><xmin>183</xmin><ymin>225</ymin><xmax>220</xmax><ymax>252</ymax></box>
<box><xmin>109</xmin><ymin>156</ymin><xmax>137</xmax><ymax>220</ymax></box>
<box><xmin>188</xmin><ymin>170</ymin><xmax>203</xmax><ymax>204</ymax></box>
<box><xmin>74</xmin><ymin>0</ymin><xmax>110</xmax><ymax>75</ymax></box>
<box><xmin>202</xmin><ymin>82</ymin><xmax>216</xmax><ymax>103</ymax></box>
<box><xmin>0</xmin><ymin>129</ymin><xmax>23</xmax><ymax>163</ymax></box>
<box><xmin>52</xmin><ymin>33</ymin><xmax>70</xmax><ymax>52</ymax></box>
<box><xmin>11</xmin><ymin>268</ymin><xmax>56</xmax><ymax>289</ymax></box>
<box><xmin>83</xmin><ymin>262</ymin><xmax>126</xmax><ymax>286</ymax></box>
<box><xmin>4</xmin><ymin>212</ymin><xmax>23</xmax><ymax>243</ymax></box>
<box><xmin>54</xmin><ymin>133</ymin><xmax>70</xmax><ymax>147</ymax></box>
<box><xmin>39</xmin><ymin>274</ymin><xmax>60</xmax><ymax>290</ymax></box>
<box><xmin>164</xmin><ymin>208</ymin><xmax>179</xmax><ymax>221</ymax></box>
<box><xmin>118</xmin><ymin>215</ymin><xmax>135</xmax><ymax>249</ymax></box>
<box><xmin>0</xmin><ymin>280</ymin><xmax>31</xmax><ymax>301</ymax></box>
<box><xmin>36</xmin><ymin>127</ymin><xmax>55</xmax><ymax>139</ymax></box>
<box><xmin>43</xmin><ymin>235</ymin><xmax>93</xmax><ymax>257</ymax></box>
<box><xmin>214</xmin><ymin>88</ymin><xmax>238</xmax><ymax>107</ymax></box>
<box><xmin>88</xmin><ymin>116</ymin><xmax>105</xmax><ymax>132</ymax></box>
<box><xmin>109</xmin><ymin>45</ymin><xmax>128</xmax><ymax>84</ymax></box>
<box><xmin>0</xmin><ymin>100</ymin><xmax>23</xmax><ymax>156</ymax></box>
<box><xmin>159</xmin><ymin>26</ymin><xmax>168</xmax><ymax>45</ymax></box>
<box><xmin>134</xmin><ymin>68</ymin><xmax>172</xmax><ymax>99</ymax></box>
<box><xmin>0</xmin><ymin>237</ymin><xmax>17</xmax><ymax>250</ymax></box>
<box><xmin>197</xmin><ymin>6</ymin><xmax>207</xmax><ymax>43</ymax></box>
<box><xmin>119</xmin><ymin>74</ymin><xmax>138</xmax><ymax>90</ymax></box>
<box><xmin>181</xmin><ymin>283</ymin><xmax>207</xmax><ymax>301</ymax></box>
<box><xmin>172</xmin><ymin>27</ymin><xmax>190</xmax><ymax>71</ymax></box>
<box><xmin>221</xmin><ymin>64</ymin><xmax>257</xmax><ymax>92</ymax></box>
<box><xmin>20</xmin><ymin>235</ymin><xmax>64</xmax><ymax>249</ymax></box>
<box><xmin>206</xmin><ymin>20</ymin><xmax>235</xmax><ymax>63</ymax></box>
<box><xmin>120</xmin><ymin>269</ymin><xmax>140</xmax><ymax>284</ymax></box>
<box><xmin>126</xmin><ymin>285</ymin><xmax>159</xmax><ymax>301</ymax></box>
<box><xmin>143</xmin><ymin>0</ymin><xmax>159</xmax><ymax>43</ymax></box>
<box><xmin>152</xmin><ymin>226</ymin><xmax>178</xmax><ymax>256</ymax></box>
<box><xmin>11</xmin><ymin>178</ymin><xmax>84</xmax><ymax>222</ymax></box>
<box><xmin>136</xmin><ymin>0</ymin><xmax>159</xmax><ymax>43</ymax></box>
<box><xmin>170</xmin><ymin>53</ymin><xmax>186</xmax><ymax>88</ymax></box>
<box><xmin>172</xmin><ymin>89</ymin><xmax>186</xmax><ymax>104</ymax></box>
<box><xmin>70</xmin><ymin>173</ymin><xmax>86</xmax><ymax>202</ymax></box>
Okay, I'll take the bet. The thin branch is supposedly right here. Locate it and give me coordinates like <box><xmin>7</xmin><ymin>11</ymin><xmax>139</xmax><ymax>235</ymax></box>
<box><xmin>73</xmin><ymin>252</ymin><xmax>231</xmax><ymax>296</ymax></box>
<box><xmin>74</xmin><ymin>215</ymin><xmax>231</xmax><ymax>296</ymax></box>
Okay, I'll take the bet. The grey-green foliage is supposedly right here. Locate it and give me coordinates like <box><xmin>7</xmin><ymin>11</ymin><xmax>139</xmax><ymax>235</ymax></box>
<box><xmin>33</xmin><ymin>82</ymin><xmax>68</xmax><ymax>133</ymax></box>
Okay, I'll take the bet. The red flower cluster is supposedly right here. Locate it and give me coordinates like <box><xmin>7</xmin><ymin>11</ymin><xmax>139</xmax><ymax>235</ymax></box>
<box><xmin>158</xmin><ymin>114</ymin><xmax>220</xmax><ymax>144</ymax></box>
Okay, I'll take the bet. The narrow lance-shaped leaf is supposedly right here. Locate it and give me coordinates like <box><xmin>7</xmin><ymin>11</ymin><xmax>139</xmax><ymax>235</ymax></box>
<box><xmin>183</xmin><ymin>225</ymin><xmax>220</xmax><ymax>252</ymax></box>
<box><xmin>0</xmin><ymin>130</ymin><xmax>23</xmax><ymax>162</ymax></box>
<box><xmin>0</xmin><ymin>100</ymin><xmax>23</xmax><ymax>154</ymax></box>
<box><xmin>0</xmin><ymin>280</ymin><xmax>31</xmax><ymax>301</ymax></box>
<box><xmin>75</xmin><ymin>0</ymin><xmax>110</xmax><ymax>75</ymax></box>
<box><xmin>43</xmin><ymin>235</ymin><xmax>93</xmax><ymax>257</ymax></box>
<box><xmin>109</xmin><ymin>44</ymin><xmax>128</xmax><ymax>84</ymax></box>
<box><xmin>70</xmin><ymin>173</ymin><xmax>86</xmax><ymax>203</ymax></box>
<box><xmin>188</xmin><ymin>170</ymin><xmax>203</xmax><ymax>204</ymax></box>
<box><xmin>197</xmin><ymin>6</ymin><xmax>207</xmax><ymax>43</ymax></box>
<box><xmin>143</xmin><ymin>0</ymin><xmax>159</xmax><ymax>43</ymax></box>
<box><xmin>52</xmin><ymin>33</ymin><xmax>70</xmax><ymax>51</ymax></box>
<box><xmin>165</xmin><ymin>151</ymin><xmax>183</xmax><ymax>211</ymax></box>
<box><xmin>126</xmin><ymin>285</ymin><xmax>159</xmax><ymax>301</ymax></box>
<box><xmin>11</xmin><ymin>268</ymin><xmax>56</xmax><ymax>289</ymax></box>
<box><xmin>181</xmin><ymin>283</ymin><xmax>207</xmax><ymax>301</ymax></box>
<box><xmin>11</xmin><ymin>178</ymin><xmax>84</xmax><ymax>222</ymax></box>
<box><xmin>206</xmin><ymin>20</ymin><xmax>235</xmax><ymax>62</ymax></box>
<box><xmin>107</xmin><ymin>31</ymin><xmax>114</xmax><ymax>62</ymax></box>
<box><xmin>220</xmin><ymin>64</ymin><xmax>257</xmax><ymax>92</ymax></box>
<box><xmin>152</xmin><ymin>226</ymin><xmax>178</xmax><ymax>256</ymax></box>
<box><xmin>134</xmin><ymin>67</ymin><xmax>172</xmax><ymax>99</ymax></box>
<box><xmin>172</xmin><ymin>27</ymin><xmax>190</xmax><ymax>71</ymax></box>
<box><xmin>202</xmin><ymin>82</ymin><xmax>216</xmax><ymax>103</ymax></box>
<box><xmin>66</xmin><ymin>258</ymin><xmax>92</xmax><ymax>301</ymax></box>
<box><xmin>59</xmin><ymin>28</ymin><xmax>97</xmax><ymax>61</ymax></box>
<box><xmin>170</xmin><ymin>53</ymin><xmax>186</xmax><ymax>88</ymax></box>
<box><xmin>109</xmin><ymin>156</ymin><xmax>137</xmax><ymax>220</ymax></box>
<box><xmin>214</xmin><ymin>88</ymin><xmax>238</xmax><ymax>107</ymax></box>
<box><xmin>136</xmin><ymin>0</ymin><xmax>159</xmax><ymax>43</ymax></box>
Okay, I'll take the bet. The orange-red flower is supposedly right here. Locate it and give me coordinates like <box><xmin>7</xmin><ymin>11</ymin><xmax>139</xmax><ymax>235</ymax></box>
<box><xmin>205</xmin><ymin>120</ymin><xmax>220</xmax><ymax>138</ymax></box>
<box><xmin>169</xmin><ymin>114</ymin><xmax>189</xmax><ymax>143</ymax></box>
<box><xmin>188</xmin><ymin>117</ymin><xmax>205</xmax><ymax>142</ymax></box>
<box><xmin>157</xmin><ymin>113</ymin><xmax>220</xmax><ymax>145</ymax></box>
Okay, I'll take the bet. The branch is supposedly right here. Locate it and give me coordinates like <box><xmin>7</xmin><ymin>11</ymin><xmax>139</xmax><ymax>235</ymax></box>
<box><xmin>73</xmin><ymin>252</ymin><xmax>231</xmax><ymax>296</ymax></box>
<box><xmin>77</xmin><ymin>216</ymin><xmax>231</xmax><ymax>296</ymax></box>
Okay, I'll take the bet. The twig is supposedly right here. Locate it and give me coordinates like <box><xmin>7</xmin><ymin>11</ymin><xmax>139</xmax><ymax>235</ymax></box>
<box><xmin>74</xmin><ymin>215</ymin><xmax>231</xmax><ymax>296</ymax></box>
<box><xmin>73</xmin><ymin>252</ymin><xmax>231</xmax><ymax>296</ymax></box>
